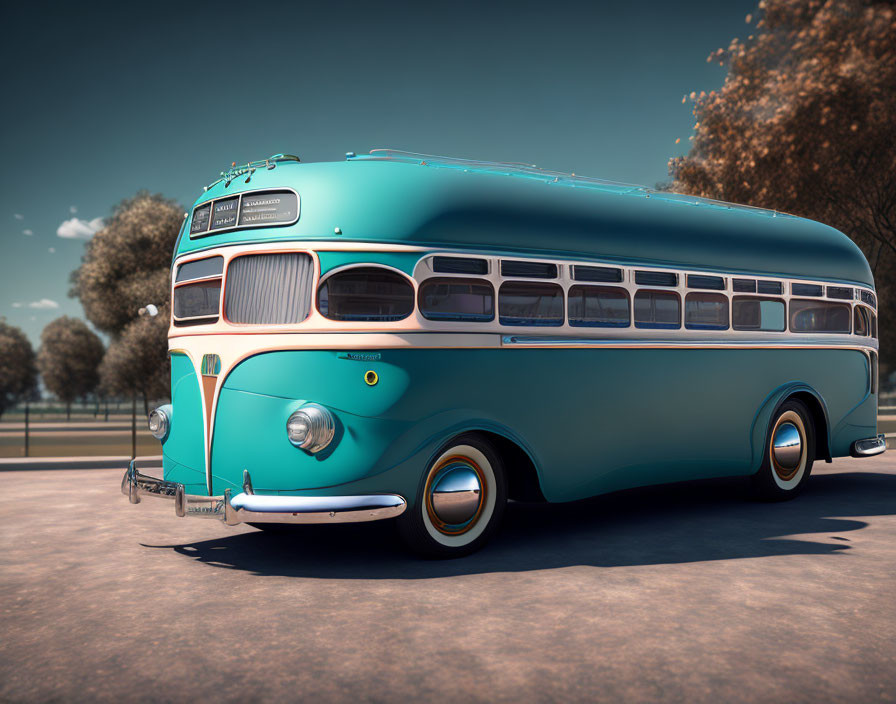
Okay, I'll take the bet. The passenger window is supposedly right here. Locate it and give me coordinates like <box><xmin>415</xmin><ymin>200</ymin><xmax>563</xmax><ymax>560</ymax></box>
<box><xmin>176</xmin><ymin>256</ymin><xmax>224</xmax><ymax>282</ymax></box>
<box><xmin>500</xmin><ymin>260</ymin><xmax>557</xmax><ymax>279</ymax></box>
<box><xmin>173</xmin><ymin>281</ymin><xmax>221</xmax><ymax>320</ymax></box>
<box><xmin>635</xmin><ymin>271</ymin><xmax>678</xmax><ymax>287</ymax></box>
<box><xmin>317</xmin><ymin>267</ymin><xmax>414</xmax><ymax>322</ymax></box>
<box><xmin>757</xmin><ymin>281</ymin><xmax>783</xmax><ymax>295</ymax></box>
<box><xmin>685</xmin><ymin>293</ymin><xmax>729</xmax><ymax>330</ymax></box>
<box><xmin>633</xmin><ymin>290</ymin><xmax>680</xmax><ymax>329</ymax></box>
<box><xmin>686</xmin><ymin>274</ymin><xmax>725</xmax><ymax>291</ymax></box>
<box><xmin>789</xmin><ymin>299</ymin><xmax>851</xmax><ymax>333</ymax></box>
<box><xmin>498</xmin><ymin>282</ymin><xmax>564</xmax><ymax>326</ymax></box>
<box><xmin>432</xmin><ymin>256</ymin><xmax>488</xmax><ymax>275</ymax></box>
<box><xmin>854</xmin><ymin>307</ymin><xmax>869</xmax><ymax>336</ymax></box>
<box><xmin>732</xmin><ymin>297</ymin><xmax>785</xmax><ymax>331</ymax></box>
<box><xmin>791</xmin><ymin>283</ymin><xmax>824</xmax><ymax>297</ymax></box>
<box><xmin>418</xmin><ymin>278</ymin><xmax>494</xmax><ymax>322</ymax></box>
<box><xmin>827</xmin><ymin>286</ymin><xmax>853</xmax><ymax>300</ymax></box>
<box><xmin>572</xmin><ymin>265</ymin><xmax>623</xmax><ymax>283</ymax></box>
<box><xmin>568</xmin><ymin>286</ymin><xmax>630</xmax><ymax>327</ymax></box>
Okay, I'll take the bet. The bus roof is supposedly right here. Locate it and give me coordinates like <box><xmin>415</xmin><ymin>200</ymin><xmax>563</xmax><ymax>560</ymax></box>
<box><xmin>177</xmin><ymin>150</ymin><xmax>874</xmax><ymax>287</ymax></box>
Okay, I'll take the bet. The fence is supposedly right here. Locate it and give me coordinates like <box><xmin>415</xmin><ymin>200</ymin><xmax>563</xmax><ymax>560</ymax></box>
<box><xmin>1</xmin><ymin>398</ymin><xmax>169</xmax><ymax>459</ymax></box>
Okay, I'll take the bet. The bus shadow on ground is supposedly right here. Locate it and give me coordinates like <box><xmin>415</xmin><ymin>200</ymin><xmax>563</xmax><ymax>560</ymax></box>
<box><xmin>145</xmin><ymin>470</ymin><xmax>896</xmax><ymax>579</ymax></box>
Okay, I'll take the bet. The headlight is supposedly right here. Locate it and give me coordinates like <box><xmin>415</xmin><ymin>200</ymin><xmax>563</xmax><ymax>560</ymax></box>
<box><xmin>148</xmin><ymin>406</ymin><xmax>170</xmax><ymax>440</ymax></box>
<box><xmin>286</xmin><ymin>403</ymin><xmax>335</xmax><ymax>453</ymax></box>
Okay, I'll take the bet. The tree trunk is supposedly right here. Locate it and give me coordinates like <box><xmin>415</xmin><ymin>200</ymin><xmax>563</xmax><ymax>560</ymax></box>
<box><xmin>66</xmin><ymin>402</ymin><xmax>71</xmax><ymax>422</ymax></box>
<box><xmin>142</xmin><ymin>391</ymin><xmax>149</xmax><ymax>417</ymax></box>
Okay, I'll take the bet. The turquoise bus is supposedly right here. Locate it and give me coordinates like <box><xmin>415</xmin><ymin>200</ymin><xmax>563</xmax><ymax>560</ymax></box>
<box><xmin>123</xmin><ymin>150</ymin><xmax>884</xmax><ymax>557</ymax></box>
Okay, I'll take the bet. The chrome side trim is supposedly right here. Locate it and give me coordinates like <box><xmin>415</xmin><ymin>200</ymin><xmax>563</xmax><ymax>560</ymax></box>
<box><xmin>501</xmin><ymin>335</ymin><xmax>878</xmax><ymax>351</ymax></box>
<box><xmin>121</xmin><ymin>461</ymin><xmax>407</xmax><ymax>525</ymax></box>
<box><xmin>850</xmin><ymin>434</ymin><xmax>886</xmax><ymax>458</ymax></box>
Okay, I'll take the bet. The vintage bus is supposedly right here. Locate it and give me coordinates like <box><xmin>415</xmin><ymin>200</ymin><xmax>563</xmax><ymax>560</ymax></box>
<box><xmin>123</xmin><ymin>150</ymin><xmax>884</xmax><ymax>557</ymax></box>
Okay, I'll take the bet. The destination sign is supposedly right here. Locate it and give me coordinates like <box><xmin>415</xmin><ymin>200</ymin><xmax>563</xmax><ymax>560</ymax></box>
<box><xmin>190</xmin><ymin>203</ymin><xmax>211</xmax><ymax>234</ymax></box>
<box><xmin>239</xmin><ymin>191</ymin><xmax>298</xmax><ymax>227</ymax></box>
<box><xmin>189</xmin><ymin>189</ymin><xmax>299</xmax><ymax>238</ymax></box>
<box><xmin>210</xmin><ymin>197</ymin><xmax>239</xmax><ymax>230</ymax></box>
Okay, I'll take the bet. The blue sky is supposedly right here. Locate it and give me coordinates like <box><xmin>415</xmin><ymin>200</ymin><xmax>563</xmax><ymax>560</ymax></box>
<box><xmin>0</xmin><ymin>0</ymin><xmax>754</xmax><ymax>346</ymax></box>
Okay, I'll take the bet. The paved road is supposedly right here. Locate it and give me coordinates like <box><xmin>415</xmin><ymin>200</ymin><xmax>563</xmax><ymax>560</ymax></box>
<box><xmin>1</xmin><ymin>458</ymin><xmax>895</xmax><ymax>703</ymax></box>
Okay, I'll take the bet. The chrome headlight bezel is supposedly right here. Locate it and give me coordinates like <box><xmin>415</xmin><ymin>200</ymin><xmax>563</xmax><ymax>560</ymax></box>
<box><xmin>148</xmin><ymin>406</ymin><xmax>170</xmax><ymax>441</ymax></box>
<box><xmin>286</xmin><ymin>403</ymin><xmax>335</xmax><ymax>454</ymax></box>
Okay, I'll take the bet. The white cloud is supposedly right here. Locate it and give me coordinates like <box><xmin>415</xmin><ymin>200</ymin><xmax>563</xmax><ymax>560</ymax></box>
<box><xmin>69</xmin><ymin>205</ymin><xmax>78</xmax><ymax>214</ymax></box>
<box><xmin>56</xmin><ymin>216</ymin><xmax>103</xmax><ymax>239</ymax></box>
<box><xmin>48</xmin><ymin>247</ymin><xmax>56</xmax><ymax>254</ymax></box>
<box><xmin>23</xmin><ymin>229</ymin><xmax>33</xmax><ymax>236</ymax></box>
<box><xmin>29</xmin><ymin>298</ymin><xmax>59</xmax><ymax>309</ymax></box>
<box><xmin>12</xmin><ymin>299</ymin><xmax>59</xmax><ymax>310</ymax></box>
<box><xmin>14</xmin><ymin>213</ymin><xmax>24</xmax><ymax>220</ymax></box>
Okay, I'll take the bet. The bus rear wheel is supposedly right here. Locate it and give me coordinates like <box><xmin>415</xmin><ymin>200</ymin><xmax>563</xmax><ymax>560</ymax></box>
<box><xmin>397</xmin><ymin>433</ymin><xmax>507</xmax><ymax>558</ymax></box>
<box><xmin>752</xmin><ymin>398</ymin><xmax>815</xmax><ymax>501</ymax></box>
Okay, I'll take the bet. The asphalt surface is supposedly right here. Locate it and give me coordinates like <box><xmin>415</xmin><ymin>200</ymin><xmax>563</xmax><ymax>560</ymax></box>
<box><xmin>1</xmin><ymin>458</ymin><xmax>895</xmax><ymax>703</ymax></box>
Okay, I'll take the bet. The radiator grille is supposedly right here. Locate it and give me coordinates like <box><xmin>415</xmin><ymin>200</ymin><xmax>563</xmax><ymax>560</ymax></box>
<box><xmin>224</xmin><ymin>253</ymin><xmax>313</xmax><ymax>324</ymax></box>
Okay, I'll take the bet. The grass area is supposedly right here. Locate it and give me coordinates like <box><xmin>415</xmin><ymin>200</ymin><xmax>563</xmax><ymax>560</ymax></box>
<box><xmin>878</xmin><ymin>418</ymin><xmax>896</xmax><ymax>434</ymax></box>
<box><xmin>0</xmin><ymin>432</ymin><xmax>161</xmax><ymax>458</ymax></box>
<box><xmin>1</xmin><ymin>413</ymin><xmax>137</xmax><ymax>423</ymax></box>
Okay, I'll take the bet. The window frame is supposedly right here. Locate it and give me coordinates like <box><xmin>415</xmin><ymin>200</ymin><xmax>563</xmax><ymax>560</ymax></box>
<box><xmin>316</xmin><ymin>264</ymin><xmax>416</xmax><ymax>323</ymax></box>
<box><xmin>172</xmin><ymin>255</ymin><xmax>225</xmax><ymax>325</ymax></box>
<box><xmin>633</xmin><ymin>289</ymin><xmax>682</xmax><ymax>330</ymax></box>
<box><xmin>789</xmin><ymin>298</ymin><xmax>852</xmax><ymax>334</ymax></box>
<box><xmin>731</xmin><ymin>295</ymin><xmax>786</xmax><ymax>332</ymax></box>
<box><xmin>567</xmin><ymin>284</ymin><xmax>631</xmax><ymax>328</ymax></box>
<box><xmin>172</xmin><ymin>279</ymin><xmax>223</xmax><ymax>324</ymax></box>
<box><xmin>684</xmin><ymin>292</ymin><xmax>730</xmax><ymax>330</ymax></box>
<box><xmin>498</xmin><ymin>280</ymin><xmax>565</xmax><ymax>327</ymax></box>
<box><xmin>417</xmin><ymin>276</ymin><xmax>495</xmax><ymax>323</ymax></box>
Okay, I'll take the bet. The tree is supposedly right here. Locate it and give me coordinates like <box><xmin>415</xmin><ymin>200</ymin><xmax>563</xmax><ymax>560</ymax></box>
<box><xmin>70</xmin><ymin>191</ymin><xmax>182</xmax><ymax>407</ymax></box>
<box><xmin>669</xmin><ymin>0</ymin><xmax>896</xmax><ymax>364</ymax></box>
<box><xmin>37</xmin><ymin>317</ymin><xmax>104</xmax><ymax>420</ymax></box>
<box><xmin>0</xmin><ymin>320</ymin><xmax>38</xmax><ymax>419</ymax></box>
<box><xmin>99</xmin><ymin>307</ymin><xmax>171</xmax><ymax>415</ymax></box>
<box><xmin>70</xmin><ymin>191</ymin><xmax>182</xmax><ymax>335</ymax></box>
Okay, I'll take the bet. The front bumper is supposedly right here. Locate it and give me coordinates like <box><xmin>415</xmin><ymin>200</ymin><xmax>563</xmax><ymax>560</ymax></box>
<box><xmin>850</xmin><ymin>434</ymin><xmax>887</xmax><ymax>458</ymax></box>
<box><xmin>121</xmin><ymin>461</ymin><xmax>407</xmax><ymax>525</ymax></box>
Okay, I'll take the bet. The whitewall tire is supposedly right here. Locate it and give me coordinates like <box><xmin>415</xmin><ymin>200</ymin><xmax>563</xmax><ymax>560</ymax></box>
<box><xmin>752</xmin><ymin>398</ymin><xmax>815</xmax><ymax>501</ymax></box>
<box><xmin>398</xmin><ymin>433</ymin><xmax>506</xmax><ymax>558</ymax></box>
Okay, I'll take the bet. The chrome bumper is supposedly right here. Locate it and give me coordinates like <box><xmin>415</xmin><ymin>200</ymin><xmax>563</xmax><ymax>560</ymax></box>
<box><xmin>121</xmin><ymin>461</ymin><xmax>407</xmax><ymax>525</ymax></box>
<box><xmin>850</xmin><ymin>434</ymin><xmax>887</xmax><ymax>458</ymax></box>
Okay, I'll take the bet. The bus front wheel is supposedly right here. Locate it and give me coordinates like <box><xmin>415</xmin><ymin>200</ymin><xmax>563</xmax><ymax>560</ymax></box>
<box><xmin>397</xmin><ymin>433</ymin><xmax>507</xmax><ymax>558</ymax></box>
<box><xmin>752</xmin><ymin>398</ymin><xmax>815</xmax><ymax>501</ymax></box>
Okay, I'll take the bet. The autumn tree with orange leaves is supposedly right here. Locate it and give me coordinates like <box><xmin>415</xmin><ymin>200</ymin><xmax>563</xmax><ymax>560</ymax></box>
<box><xmin>670</xmin><ymin>0</ymin><xmax>896</xmax><ymax>365</ymax></box>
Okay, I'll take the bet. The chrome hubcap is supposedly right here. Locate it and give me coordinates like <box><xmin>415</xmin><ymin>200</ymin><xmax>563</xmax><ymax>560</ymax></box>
<box><xmin>772</xmin><ymin>421</ymin><xmax>803</xmax><ymax>476</ymax></box>
<box><xmin>429</xmin><ymin>460</ymin><xmax>483</xmax><ymax>531</ymax></box>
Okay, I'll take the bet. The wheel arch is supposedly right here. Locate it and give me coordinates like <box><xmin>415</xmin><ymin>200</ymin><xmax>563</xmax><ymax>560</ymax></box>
<box><xmin>751</xmin><ymin>384</ymin><xmax>831</xmax><ymax>470</ymax></box>
<box><xmin>422</xmin><ymin>424</ymin><xmax>546</xmax><ymax>503</ymax></box>
<box><xmin>467</xmin><ymin>430</ymin><xmax>546</xmax><ymax>502</ymax></box>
